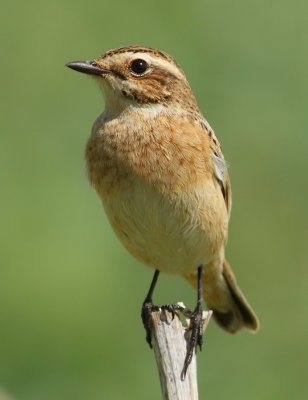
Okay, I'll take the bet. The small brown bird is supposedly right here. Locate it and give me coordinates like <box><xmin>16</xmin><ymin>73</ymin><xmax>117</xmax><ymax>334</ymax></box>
<box><xmin>67</xmin><ymin>46</ymin><xmax>259</xmax><ymax>376</ymax></box>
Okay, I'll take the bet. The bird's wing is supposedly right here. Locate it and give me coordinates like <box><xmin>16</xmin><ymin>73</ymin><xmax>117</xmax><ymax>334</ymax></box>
<box><xmin>202</xmin><ymin>120</ymin><xmax>232</xmax><ymax>214</ymax></box>
<box><xmin>212</xmin><ymin>152</ymin><xmax>232</xmax><ymax>213</ymax></box>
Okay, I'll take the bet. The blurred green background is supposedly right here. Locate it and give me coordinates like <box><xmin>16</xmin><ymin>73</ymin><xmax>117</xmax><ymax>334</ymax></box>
<box><xmin>1</xmin><ymin>0</ymin><xmax>307</xmax><ymax>399</ymax></box>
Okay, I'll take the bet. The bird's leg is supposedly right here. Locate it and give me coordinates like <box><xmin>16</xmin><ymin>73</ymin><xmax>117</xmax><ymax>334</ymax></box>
<box><xmin>141</xmin><ymin>269</ymin><xmax>160</xmax><ymax>348</ymax></box>
<box><xmin>141</xmin><ymin>270</ymin><xmax>186</xmax><ymax>347</ymax></box>
<box><xmin>181</xmin><ymin>265</ymin><xmax>204</xmax><ymax>380</ymax></box>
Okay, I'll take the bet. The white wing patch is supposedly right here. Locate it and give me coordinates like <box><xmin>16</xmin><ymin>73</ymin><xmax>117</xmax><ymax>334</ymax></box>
<box><xmin>212</xmin><ymin>153</ymin><xmax>230</xmax><ymax>212</ymax></box>
<box><xmin>212</xmin><ymin>153</ymin><xmax>228</xmax><ymax>184</ymax></box>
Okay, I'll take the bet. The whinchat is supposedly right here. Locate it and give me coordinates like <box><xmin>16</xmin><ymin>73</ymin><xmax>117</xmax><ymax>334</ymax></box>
<box><xmin>67</xmin><ymin>46</ymin><xmax>259</xmax><ymax>376</ymax></box>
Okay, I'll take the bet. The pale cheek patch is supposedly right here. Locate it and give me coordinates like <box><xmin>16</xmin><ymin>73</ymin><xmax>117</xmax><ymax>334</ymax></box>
<box><xmin>120</xmin><ymin>79</ymin><xmax>139</xmax><ymax>93</ymax></box>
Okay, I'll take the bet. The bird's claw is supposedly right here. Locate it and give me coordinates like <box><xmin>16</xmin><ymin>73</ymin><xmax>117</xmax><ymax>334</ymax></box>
<box><xmin>141</xmin><ymin>302</ymin><xmax>185</xmax><ymax>346</ymax></box>
<box><xmin>141</xmin><ymin>300</ymin><xmax>159</xmax><ymax>348</ymax></box>
<box><xmin>181</xmin><ymin>302</ymin><xmax>204</xmax><ymax>380</ymax></box>
<box><xmin>160</xmin><ymin>303</ymin><xmax>183</xmax><ymax>320</ymax></box>
<box><xmin>142</xmin><ymin>300</ymin><xmax>204</xmax><ymax>381</ymax></box>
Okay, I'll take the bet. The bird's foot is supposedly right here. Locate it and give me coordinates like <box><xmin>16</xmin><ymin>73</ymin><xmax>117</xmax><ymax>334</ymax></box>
<box><xmin>141</xmin><ymin>300</ymin><xmax>159</xmax><ymax>348</ymax></box>
<box><xmin>142</xmin><ymin>299</ymin><xmax>204</xmax><ymax>380</ymax></box>
<box><xmin>181</xmin><ymin>302</ymin><xmax>204</xmax><ymax>380</ymax></box>
<box><xmin>141</xmin><ymin>302</ymin><xmax>184</xmax><ymax>347</ymax></box>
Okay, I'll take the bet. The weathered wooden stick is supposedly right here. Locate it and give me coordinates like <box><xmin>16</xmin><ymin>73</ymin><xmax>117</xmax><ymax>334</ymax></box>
<box><xmin>150</xmin><ymin>304</ymin><xmax>212</xmax><ymax>400</ymax></box>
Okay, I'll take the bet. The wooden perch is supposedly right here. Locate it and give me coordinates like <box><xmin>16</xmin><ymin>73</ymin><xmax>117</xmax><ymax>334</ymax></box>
<box><xmin>150</xmin><ymin>304</ymin><xmax>212</xmax><ymax>400</ymax></box>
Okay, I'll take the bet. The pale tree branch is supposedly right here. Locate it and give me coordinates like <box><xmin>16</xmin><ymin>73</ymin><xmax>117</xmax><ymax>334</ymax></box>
<box><xmin>149</xmin><ymin>304</ymin><xmax>212</xmax><ymax>400</ymax></box>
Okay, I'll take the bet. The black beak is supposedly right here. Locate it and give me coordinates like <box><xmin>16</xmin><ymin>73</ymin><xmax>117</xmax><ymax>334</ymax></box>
<box><xmin>66</xmin><ymin>60</ymin><xmax>109</xmax><ymax>76</ymax></box>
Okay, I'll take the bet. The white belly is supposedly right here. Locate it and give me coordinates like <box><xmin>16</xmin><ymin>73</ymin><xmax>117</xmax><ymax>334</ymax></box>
<box><xmin>100</xmin><ymin>175</ymin><xmax>228</xmax><ymax>275</ymax></box>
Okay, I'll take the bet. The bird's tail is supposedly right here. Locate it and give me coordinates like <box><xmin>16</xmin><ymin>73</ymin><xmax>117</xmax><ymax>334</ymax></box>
<box><xmin>185</xmin><ymin>259</ymin><xmax>259</xmax><ymax>333</ymax></box>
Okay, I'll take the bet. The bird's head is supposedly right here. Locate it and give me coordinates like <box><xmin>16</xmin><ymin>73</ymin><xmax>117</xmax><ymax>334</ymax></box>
<box><xmin>67</xmin><ymin>46</ymin><xmax>197</xmax><ymax>112</ymax></box>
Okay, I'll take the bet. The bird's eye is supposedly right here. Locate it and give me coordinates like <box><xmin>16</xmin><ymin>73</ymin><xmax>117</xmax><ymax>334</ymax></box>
<box><xmin>130</xmin><ymin>59</ymin><xmax>148</xmax><ymax>75</ymax></box>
